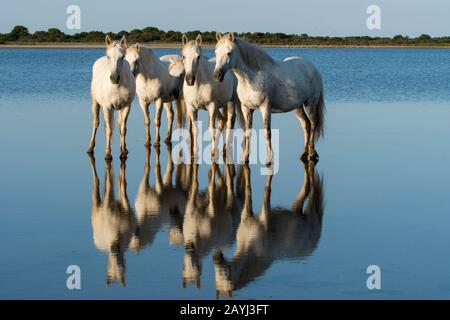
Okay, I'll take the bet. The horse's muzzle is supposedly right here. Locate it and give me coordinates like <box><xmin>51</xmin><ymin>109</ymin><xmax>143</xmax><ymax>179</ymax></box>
<box><xmin>110</xmin><ymin>74</ymin><xmax>120</xmax><ymax>84</ymax></box>
<box><xmin>213</xmin><ymin>71</ymin><xmax>224</xmax><ymax>82</ymax></box>
<box><xmin>186</xmin><ymin>74</ymin><xmax>196</xmax><ymax>86</ymax></box>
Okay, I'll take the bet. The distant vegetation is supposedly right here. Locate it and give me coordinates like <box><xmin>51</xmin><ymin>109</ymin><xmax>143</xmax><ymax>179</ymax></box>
<box><xmin>1</xmin><ymin>25</ymin><xmax>450</xmax><ymax>47</ymax></box>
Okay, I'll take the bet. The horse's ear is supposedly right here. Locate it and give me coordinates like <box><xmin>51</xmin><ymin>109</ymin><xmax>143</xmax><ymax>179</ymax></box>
<box><xmin>105</xmin><ymin>35</ymin><xmax>112</xmax><ymax>46</ymax></box>
<box><xmin>120</xmin><ymin>35</ymin><xmax>127</xmax><ymax>48</ymax></box>
<box><xmin>135</xmin><ymin>43</ymin><xmax>141</xmax><ymax>53</ymax></box>
<box><xmin>196</xmin><ymin>34</ymin><xmax>202</xmax><ymax>46</ymax></box>
<box><xmin>216</xmin><ymin>32</ymin><xmax>222</xmax><ymax>42</ymax></box>
<box><xmin>228</xmin><ymin>32</ymin><xmax>235</xmax><ymax>42</ymax></box>
<box><xmin>182</xmin><ymin>34</ymin><xmax>189</xmax><ymax>45</ymax></box>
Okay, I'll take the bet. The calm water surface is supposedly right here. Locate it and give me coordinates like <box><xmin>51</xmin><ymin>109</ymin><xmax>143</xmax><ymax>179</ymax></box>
<box><xmin>1</xmin><ymin>48</ymin><xmax>450</xmax><ymax>299</ymax></box>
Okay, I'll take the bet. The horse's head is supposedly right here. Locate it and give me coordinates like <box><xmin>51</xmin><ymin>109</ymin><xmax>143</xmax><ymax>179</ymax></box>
<box><xmin>105</xmin><ymin>35</ymin><xmax>127</xmax><ymax>85</ymax></box>
<box><xmin>125</xmin><ymin>43</ymin><xmax>141</xmax><ymax>76</ymax></box>
<box><xmin>168</xmin><ymin>56</ymin><xmax>185</xmax><ymax>78</ymax></box>
<box><xmin>181</xmin><ymin>34</ymin><xmax>203</xmax><ymax>86</ymax></box>
<box><xmin>214</xmin><ymin>32</ymin><xmax>237</xmax><ymax>82</ymax></box>
<box><xmin>106</xmin><ymin>241</ymin><xmax>126</xmax><ymax>287</ymax></box>
<box><xmin>213</xmin><ymin>249</ymin><xmax>234</xmax><ymax>299</ymax></box>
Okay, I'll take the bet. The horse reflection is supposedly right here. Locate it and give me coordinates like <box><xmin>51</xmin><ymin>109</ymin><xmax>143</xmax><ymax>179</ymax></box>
<box><xmin>89</xmin><ymin>156</ymin><xmax>135</xmax><ymax>287</ymax></box>
<box><xmin>181</xmin><ymin>163</ymin><xmax>242</xmax><ymax>289</ymax></box>
<box><xmin>130</xmin><ymin>146</ymin><xmax>190</xmax><ymax>251</ymax></box>
<box><xmin>213</xmin><ymin>161</ymin><xmax>324</xmax><ymax>298</ymax></box>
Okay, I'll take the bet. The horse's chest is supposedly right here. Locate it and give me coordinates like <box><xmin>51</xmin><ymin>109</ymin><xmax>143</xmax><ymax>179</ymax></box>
<box><xmin>139</xmin><ymin>78</ymin><xmax>162</xmax><ymax>102</ymax></box>
<box><xmin>185</xmin><ymin>85</ymin><xmax>213</xmax><ymax>109</ymax></box>
<box><xmin>238</xmin><ymin>87</ymin><xmax>266</xmax><ymax>109</ymax></box>
<box><xmin>108</xmin><ymin>87</ymin><xmax>132</xmax><ymax>110</ymax></box>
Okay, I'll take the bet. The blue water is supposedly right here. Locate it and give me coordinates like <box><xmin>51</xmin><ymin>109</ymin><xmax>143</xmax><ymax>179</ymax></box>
<box><xmin>1</xmin><ymin>48</ymin><xmax>450</xmax><ymax>299</ymax></box>
<box><xmin>2</xmin><ymin>48</ymin><xmax>450</xmax><ymax>103</ymax></box>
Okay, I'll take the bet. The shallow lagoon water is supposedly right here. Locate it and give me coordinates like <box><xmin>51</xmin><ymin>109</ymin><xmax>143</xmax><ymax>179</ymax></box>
<box><xmin>1</xmin><ymin>48</ymin><xmax>450</xmax><ymax>299</ymax></box>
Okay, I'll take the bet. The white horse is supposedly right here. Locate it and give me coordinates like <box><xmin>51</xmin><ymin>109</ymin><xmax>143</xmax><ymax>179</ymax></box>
<box><xmin>172</xmin><ymin>34</ymin><xmax>239</xmax><ymax>160</ymax></box>
<box><xmin>213</xmin><ymin>33</ymin><xmax>325</xmax><ymax>164</ymax></box>
<box><xmin>125</xmin><ymin>44</ymin><xmax>185</xmax><ymax>146</ymax></box>
<box><xmin>180</xmin><ymin>163</ymin><xmax>241</xmax><ymax>289</ymax></box>
<box><xmin>89</xmin><ymin>156</ymin><xmax>136</xmax><ymax>287</ymax></box>
<box><xmin>130</xmin><ymin>145</ymin><xmax>188</xmax><ymax>251</ymax></box>
<box><xmin>213</xmin><ymin>161</ymin><xmax>324</xmax><ymax>298</ymax></box>
<box><xmin>88</xmin><ymin>35</ymin><xmax>136</xmax><ymax>160</ymax></box>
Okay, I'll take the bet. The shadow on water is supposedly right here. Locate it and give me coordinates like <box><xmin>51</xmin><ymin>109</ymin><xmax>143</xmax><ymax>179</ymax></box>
<box><xmin>88</xmin><ymin>145</ymin><xmax>325</xmax><ymax>298</ymax></box>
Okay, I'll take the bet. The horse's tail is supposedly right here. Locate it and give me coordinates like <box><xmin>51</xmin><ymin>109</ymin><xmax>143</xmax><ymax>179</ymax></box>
<box><xmin>176</xmin><ymin>96</ymin><xmax>187</xmax><ymax>128</ymax></box>
<box><xmin>314</xmin><ymin>88</ymin><xmax>325</xmax><ymax>142</ymax></box>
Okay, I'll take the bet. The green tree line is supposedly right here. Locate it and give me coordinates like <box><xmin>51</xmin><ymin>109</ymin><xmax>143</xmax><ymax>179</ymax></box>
<box><xmin>2</xmin><ymin>25</ymin><xmax>450</xmax><ymax>46</ymax></box>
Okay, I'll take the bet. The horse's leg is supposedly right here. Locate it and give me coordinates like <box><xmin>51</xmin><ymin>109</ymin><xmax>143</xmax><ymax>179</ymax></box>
<box><xmin>260</xmin><ymin>102</ymin><xmax>273</xmax><ymax>166</ymax></box>
<box><xmin>224</xmin><ymin>101</ymin><xmax>235</xmax><ymax>162</ymax></box>
<box><xmin>241</xmin><ymin>164</ymin><xmax>253</xmax><ymax>220</ymax></box>
<box><xmin>87</xmin><ymin>101</ymin><xmax>100</xmax><ymax>154</ymax></box>
<box><xmin>104</xmin><ymin>157</ymin><xmax>114</xmax><ymax>204</ymax></box>
<box><xmin>304</xmin><ymin>103</ymin><xmax>318</xmax><ymax>161</ymax></box>
<box><xmin>206</xmin><ymin>102</ymin><xmax>218</xmax><ymax>161</ymax></box>
<box><xmin>291</xmin><ymin>160</ymin><xmax>310</xmax><ymax>214</ymax></box>
<box><xmin>164</xmin><ymin>102</ymin><xmax>174</xmax><ymax>144</ymax></box>
<box><xmin>154</xmin><ymin>98</ymin><xmax>164</xmax><ymax>146</ymax></box>
<box><xmin>163</xmin><ymin>143</ymin><xmax>174</xmax><ymax>187</ymax></box>
<box><xmin>139</xmin><ymin>99</ymin><xmax>151</xmax><ymax>147</ymax></box>
<box><xmin>165</xmin><ymin>102</ymin><xmax>174</xmax><ymax>144</ymax></box>
<box><xmin>295</xmin><ymin>107</ymin><xmax>311</xmax><ymax>162</ymax></box>
<box><xmin>118</xmin><ymin>159</ymin><xmax>130</xmax><ymax>212</ymax></box>
<box><xmin>119</xmin><ymin>105</ymin><xmax>130</xmax><ymax>160</ymax></box>
<box><xmin>241</xmin><ymin>107</ymin><xmax>253</xmax><ymax>164</ymax></box>
<box><xmin>260</xmin><ymin>173</ymin><xmax>273</xmax><ymax>229</ymax></box>
<box><xmin>154</xmin><ymin>144</ymin><xmax>163</xmax><ymax>195</ymax></box>
<box><xmin>88</xmin><ymin>153</ymin><xmax>101</xmax><ymax>208</ymax></box>
<box><xmin>187</xmin><ymin>105</ymin><xmax>199</xmax><ymax>162</ymax></box>
<box><xmin>103</xmin><ymin>107</ymin><xmax>114</xmax><ymax>160</ymax></box>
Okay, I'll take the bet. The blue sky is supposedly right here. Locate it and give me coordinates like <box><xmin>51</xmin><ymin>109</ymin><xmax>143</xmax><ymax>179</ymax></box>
<box><xmin>1</xmin><ymin>0</ymin><xmax>449</xmax><ymax>37</ymax></box>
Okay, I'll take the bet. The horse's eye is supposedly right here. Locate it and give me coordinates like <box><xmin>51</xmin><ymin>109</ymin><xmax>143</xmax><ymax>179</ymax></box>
<box><xmin>227</xmin><ymin>52</ymin><xmax>231</xmax><ymax>56</ymax></box>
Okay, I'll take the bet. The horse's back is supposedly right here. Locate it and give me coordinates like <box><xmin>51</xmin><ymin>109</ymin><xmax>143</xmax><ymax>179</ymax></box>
<box><xmin>280</xmin><ymin>56</ymin><xmax>322</xmax><ymax>81</ymax></box>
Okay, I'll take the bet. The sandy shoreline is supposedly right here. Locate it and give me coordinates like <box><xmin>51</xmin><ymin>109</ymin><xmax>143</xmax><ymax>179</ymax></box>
<box><xmin>1</xmin><ymin>43</ymin><xmax>450</xmax><ymax>49</ymax></box>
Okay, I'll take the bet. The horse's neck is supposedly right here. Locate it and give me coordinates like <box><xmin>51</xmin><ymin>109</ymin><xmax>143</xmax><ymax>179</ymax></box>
<box><xmin>232</xmin><ymin>54</ymin><xmax>257</xmax><ymax>86</ymax></box>
<box><xmin>140</xmin><ymin>48</ymin><xmax>163</xmax><ymax>78</ymax></box>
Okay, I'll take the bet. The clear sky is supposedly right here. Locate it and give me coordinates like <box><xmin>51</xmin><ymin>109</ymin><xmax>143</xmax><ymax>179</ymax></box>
<box><xmin>1</xmin><ymin>0</ymin><xmax>449</xmax><ymax>37</ymax></box>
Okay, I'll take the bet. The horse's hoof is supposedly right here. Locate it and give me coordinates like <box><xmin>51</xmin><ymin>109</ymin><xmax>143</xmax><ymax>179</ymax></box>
<box><xmin>105</xmin><ymin>154</ymin><xmax>113</xmax><ymax>161</ymax></box>
<box><xmin>86</xmin><ymin>149</ymin><xmax>94</xmax><ymax>154</ymax></box>
<box><xmin>265</xmin><ymin>160</ymin><xmax>272</xmax><ymax>167</ymax></box>
<box><xmin>300</xmin><ymin>152</ymin><xmax>309</xmax><ymax>163</ymax></box>
<box><xmin>153</xmin><ymin>140</ymin><xmax>161</xmax><ymax>147</ymax></box>
<box><xmin>144</xmin><ymin>141</ymin><xmax>151</xmax><ymax>147</ymax></box>
<box><xmin>164</xmin><ymin>136</ymin><xmax>171</xmax><ymax>144</ymax></box>
<box><xmin>310</xmin><ymin>152</ymin><xmax>319</xmax><ymax>163</ymax></box>
<box><xmin>120</xmin><ymin>154</ymin><xmax>128</xmax><ymax>161</ymax></box>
